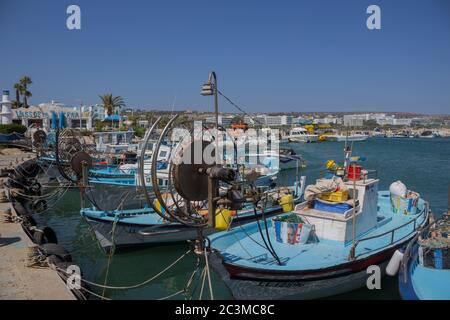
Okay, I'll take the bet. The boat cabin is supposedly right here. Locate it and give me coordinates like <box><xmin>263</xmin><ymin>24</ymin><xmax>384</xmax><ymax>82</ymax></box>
<box><xmin>295</xmin><ymin>177</ymin><xmax>379</xmax><ymax>243</ymax></box>
<box><xmin>94</xmin><ymin>131</ymin><xmax>136</xmax><ymax>153</ymax></box>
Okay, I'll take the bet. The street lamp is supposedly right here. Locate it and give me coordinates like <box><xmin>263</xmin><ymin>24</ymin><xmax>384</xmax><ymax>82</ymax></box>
<box><xmin>201</xmin><ymin>71</ymin><xmax>219</xmax><ymax>134</ymax></box>
<box><xmin>201</xmin><ymin>71</ymin><xmax>219</xmax><ymax>229</ymax></box>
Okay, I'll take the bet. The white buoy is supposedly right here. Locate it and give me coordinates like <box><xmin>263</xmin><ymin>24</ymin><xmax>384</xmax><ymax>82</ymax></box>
<box><xmin>386</xmin><ymin>249</ymin><xmax>404</xmax><ymax>276</ymax></box>
<box><xmin>389</xmin><ymin>181</ymin><xmax>407</xmax><ymax>198</ymax></box>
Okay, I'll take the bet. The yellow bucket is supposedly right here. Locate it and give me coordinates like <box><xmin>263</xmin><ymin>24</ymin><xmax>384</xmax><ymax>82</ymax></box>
<box><xmin>215</xmin><ymin>209</ymin><xmax>233</xmax><ymax>231</ymax></box>
<box><xmin>279</xmin><ymin>194</ymin><xmax>294</xmax><ymax>212</ymax></box>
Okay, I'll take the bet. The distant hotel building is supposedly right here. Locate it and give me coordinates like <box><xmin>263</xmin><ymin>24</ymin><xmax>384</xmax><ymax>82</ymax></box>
<box><xmin>245</xmin><ymin>115</ymin><xmax>293</xmax><ymax>127</ymax></box>
<box><xmin>343</xmin><ymin>113</ymin><xmax>412</xmax><ymax>127</ymax></box>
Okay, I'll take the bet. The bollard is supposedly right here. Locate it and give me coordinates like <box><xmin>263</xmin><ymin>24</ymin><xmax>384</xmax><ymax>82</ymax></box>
<box><xmin>1</xmin><ymin>207</ymin><xmax>12</xmax><ymax>223</ymax></box>
<box><xmin>0</xmin><ymin>190</ymin><xmax>8</xmax><ymax>203</ymax></box>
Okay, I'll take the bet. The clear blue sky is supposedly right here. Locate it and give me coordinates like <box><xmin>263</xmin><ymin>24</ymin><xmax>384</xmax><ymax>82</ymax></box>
<box><xmin>1</xmin><ymin>0</ymin><xmax>449</xmax><ymax>114</ymax></box>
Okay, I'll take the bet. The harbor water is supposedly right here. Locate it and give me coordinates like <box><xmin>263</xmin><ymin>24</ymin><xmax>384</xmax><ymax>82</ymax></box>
<box><xmin>35</xmin><ymin>138</ymin><xmax>450</xmax><ymax>299</ymax></box>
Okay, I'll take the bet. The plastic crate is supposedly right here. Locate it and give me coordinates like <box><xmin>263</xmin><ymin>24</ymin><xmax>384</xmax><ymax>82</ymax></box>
<box><xmin>319</xmin><ymin>190</ymin><xmax>349</xmax><ymax>203</ymax></box>
<box><xmin>313</xmin><ymin>199</ymin><xmax>353</xmax><ymax>214</ymax></box>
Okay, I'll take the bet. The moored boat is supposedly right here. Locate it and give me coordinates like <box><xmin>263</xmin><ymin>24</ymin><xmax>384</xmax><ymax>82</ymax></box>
<box><xmin>207</xmin><ymin>165</ymin><xmax>430</xmax><ymax>299</ymax></box>
<box><xmin>397</xmin><ymin>214</ymin><xmax>450</xmax><ymax>300</ymax></box>
<box><xmin>81</xmin><ymin>181</ymin><xmax>306</xmax><ymax>252</ymax></box>
<box><xmin>284</xmin><ymin>127</ymin><xmax>318</xmax><ymax>143</ymax></box>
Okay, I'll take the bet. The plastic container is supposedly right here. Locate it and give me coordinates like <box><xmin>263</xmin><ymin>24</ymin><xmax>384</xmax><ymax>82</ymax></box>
<box><xmin>273</xmin><ymin>219</ymin><xmax>311</xmax><ymax>245</ymax></box>
<box><xmin>319</xmin><ymin>190</ymin><xmax>349</xmax><ymax>203</ymax></box>
<box><xmin>215</xmin><ymin>209</ymin><xmax>233</xmax><ymax>231</ymax></box>
<box><xmin>347</xmin><ymin>165</ymin><xmax>362</xmax><ymax>181</ymax></box>
<box><xmin>390</xmin><ymin>192</ymin><xmax>419</xmax><ymax>215</ymax></box>
<box><xmin>279</xmin><ymin>194</ymin><xmax>294</xmax><ymax>212</ymax></box>
<box><xmin>313</xmin><ymin>199</ymin><xmax>353</xmax><ymax>214</ymax></box>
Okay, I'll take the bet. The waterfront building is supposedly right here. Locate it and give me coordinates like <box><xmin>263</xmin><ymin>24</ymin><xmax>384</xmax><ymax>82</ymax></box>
<box><xmin>205</xmin><ymin>115</ymin><xmax>235</xmax><ymax>126</ymax></box>
<box><xmin>11</xmin><ymin>101</ymin><xmax>93</xmax><ymax>130</ymax></box>
<box><xmin>343</xmin><ymin>114</ymin><xmax>365</xmax><ymax>127</ymax></box>
<box><xmin>244</xmin><ymin>114</ymin><xmax>293</xmax><ymax>127</ymax></box>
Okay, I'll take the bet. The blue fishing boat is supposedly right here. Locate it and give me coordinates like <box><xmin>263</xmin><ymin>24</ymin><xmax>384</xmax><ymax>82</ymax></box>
<box><xmin>207</xmin><ymin>173</ymin><xmax>430</xmax><ymax>299</ymax></box>
<box><xmin>397</xmin><ymin>214</ymin><xmax>450</xmax><ymax>300</ymax></box>
<box><xmin>81</xmin><ymin>180</ymin><xmax>306</xmax><ymax>252</ymax></box>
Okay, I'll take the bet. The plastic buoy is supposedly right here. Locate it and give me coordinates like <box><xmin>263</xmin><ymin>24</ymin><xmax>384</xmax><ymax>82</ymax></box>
<box><xmin>389</xmin><ymin>181</ymin><xmax>407</xmax><ymax>198</ymax></box>
<box><xmin>386</xmin><ymin>249</ymin><xmax>404</xmax><ymax>276</ymax></box>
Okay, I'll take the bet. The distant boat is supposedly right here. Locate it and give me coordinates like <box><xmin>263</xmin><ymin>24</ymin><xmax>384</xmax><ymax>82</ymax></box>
<box><xmin>284</xmin><ymin>127</ymin><xmax>318</xmax><ymax>143</ymax></box>
<box><xmin>325</xmin><ymin>133</ymin><xmax>368</xmax><ymax>142</ymax></box>
<box><xmin>419</xmin><ymin>130</ymin><xmax>434</xmax><ymax>139</ymax></box>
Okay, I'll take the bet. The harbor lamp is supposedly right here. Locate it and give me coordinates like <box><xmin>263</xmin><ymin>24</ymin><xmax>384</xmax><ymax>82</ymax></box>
<box><xmin>201</xmin><ymin>71</ymin><xmax>219</xmax><ymax>134</ymax></box>
<box><xmin>201</xmin><ymin>71</ymin><xmax>219</xmax><ymax>229</ymax></box>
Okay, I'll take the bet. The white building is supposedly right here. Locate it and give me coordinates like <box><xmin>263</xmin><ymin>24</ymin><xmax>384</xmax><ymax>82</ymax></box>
<box><xmin>82</xmin><ymin>104</ymin><xmax>107</xmax><ymax>121</ymax></box>
<box><xmin>11</xmin><ymin>101</ymin><xmax>93</xmax><ymax>130</ymax></box>
<box><xmin>314</xmin><ymin>115</ymin><xmax>341</xmax><ymax>125</ymax></box>
<box><xmin>205</xmin><ymin>115</ymin><xmax>234</xmax><ymax>126</ymax></box>
<box><xmin>343</xmin><ymin>114</ymin><xmax>365</xmax><ymax>127</ymax></box>
<box><xmin>245</xmin><ymin>114</ymin><xmax>293</xmax><ymax>127</ymax></box>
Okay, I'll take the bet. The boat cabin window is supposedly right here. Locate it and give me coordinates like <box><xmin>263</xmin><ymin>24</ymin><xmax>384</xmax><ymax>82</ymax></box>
<box><xmin>159</xmin><ymin>150</ymin><xmax>167</xmax><ymax>158</ymax></box>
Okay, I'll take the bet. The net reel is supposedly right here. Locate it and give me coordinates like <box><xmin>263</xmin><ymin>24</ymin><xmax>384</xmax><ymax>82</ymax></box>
<box><xmin>139</xmin><ymin>115</ymin><xmax>241</xmax><ymax>228</ymax></box>
<box><xmin>55</xmin><ymin>129</ymin><xmax>93</xmax><ymax>183</ymax></box>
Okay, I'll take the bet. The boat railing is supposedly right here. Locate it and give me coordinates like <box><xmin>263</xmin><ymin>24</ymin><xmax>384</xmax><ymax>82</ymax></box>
<box><xmin>348</xmin><ymin>201</ymin><xmax>429</xmax><ymax>261</ymax></box>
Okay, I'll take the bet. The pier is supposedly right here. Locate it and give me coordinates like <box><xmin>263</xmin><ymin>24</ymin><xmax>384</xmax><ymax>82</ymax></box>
<box><xmin>0</xmin><ymin>149</ymin><xmax>75</xmax><ymax>300</ymax></box>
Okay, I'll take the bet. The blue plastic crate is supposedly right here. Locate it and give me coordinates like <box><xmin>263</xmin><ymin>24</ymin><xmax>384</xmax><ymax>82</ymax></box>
<box><xmin>313</xmin><ymin>200</ymin><xmax>352</xmax><ymax>214</ymax></box>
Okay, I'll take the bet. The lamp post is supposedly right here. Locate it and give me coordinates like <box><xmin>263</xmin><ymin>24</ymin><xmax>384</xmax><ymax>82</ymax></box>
<box><xmin>201</xmin><ymin>72</ymin><xmax>219</xmax><ymax>228</ymax></box>
<box><xmin>201</xmin><ymin>71</ymin><xmax>219</xmax><ymax>162</ymax></box>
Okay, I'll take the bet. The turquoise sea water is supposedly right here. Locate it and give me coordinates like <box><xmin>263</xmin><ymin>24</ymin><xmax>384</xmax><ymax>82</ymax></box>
<box><xmin>37</xmin><ymin>138</ymin><xmax>450</xmax><ymax>300</ymax></box>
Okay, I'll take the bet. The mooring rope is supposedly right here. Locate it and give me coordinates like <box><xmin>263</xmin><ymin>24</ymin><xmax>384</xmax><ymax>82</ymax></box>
<box><xmin>55</xmin><ymin>249</ymin><xmax>191</xmax><ymax>290</ymax></box>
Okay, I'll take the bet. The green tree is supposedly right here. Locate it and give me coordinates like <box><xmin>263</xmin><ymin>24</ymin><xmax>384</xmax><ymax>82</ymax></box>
<box><xmin>13</xmin><ymin>83</ymin><xmax>22</xmax><ymax>109</ymax></box>
<box><xmin>99</xmin><ymin>94</ymin><xmax>125</xmax><ymax>128</ymax></box>
<box><xmin>19</xmin><ymin>76</ymin><xmax>32</xmax><ymax>108</ymax></box>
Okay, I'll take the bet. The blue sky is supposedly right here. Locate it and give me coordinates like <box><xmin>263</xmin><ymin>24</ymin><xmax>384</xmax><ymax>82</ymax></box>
<box><xmin>0</xmin><ymin>0</ymin><xmax>449</xmax><ymax>114</ymax></box>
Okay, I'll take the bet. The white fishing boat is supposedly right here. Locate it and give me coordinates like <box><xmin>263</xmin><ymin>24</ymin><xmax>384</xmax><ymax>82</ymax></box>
<box><xmin>284</xmin><ymin>127</ymin><xmax>318</xmax><ymax>143</ymax></box>
<box><xmin>93</xmin><ymin>130</ymin><xmax>138</xmax><ymax>153</ymax></box>
<box><xmin>325</xmin><ymin>133</ymin><xmax>368</xmax><ymax>142</ymax></box>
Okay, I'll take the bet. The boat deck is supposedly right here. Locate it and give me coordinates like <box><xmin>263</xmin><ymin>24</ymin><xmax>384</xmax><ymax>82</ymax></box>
<box><xmin>209</xmin><ymin>192</ymin><xmax>428</xmax><ymax>271</ymax></box>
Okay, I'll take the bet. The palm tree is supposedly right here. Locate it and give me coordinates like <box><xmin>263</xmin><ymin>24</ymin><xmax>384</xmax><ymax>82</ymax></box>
<box><xmin>19</xmin><ymin>76</ymin><xmax>32</xmax><ymax>108</ymax></box>
<box><xmin>99</xmin><ymin>94</ymin><xmax>125</xmax><ymax>128</ymax></box>
<box><xmin>13</xmin><ymin>83</ymin><xmax>22</xmax><ymax>109</ymax></box>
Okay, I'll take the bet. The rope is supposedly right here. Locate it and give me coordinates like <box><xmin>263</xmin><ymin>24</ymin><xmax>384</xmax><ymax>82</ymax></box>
<box><xmin>157</xmin><ymin>289</ymin><xmax>184</xmax><ymax>300</ymax></box>
<box><xmin>55</xmin><ymin>249</ymin><xmax>191</xmax><ymax>290</ymax></box>
<box><xmin>204</xmin><ymin>249</ymin><xmax>214</xmax><ymax>300</ymax></box>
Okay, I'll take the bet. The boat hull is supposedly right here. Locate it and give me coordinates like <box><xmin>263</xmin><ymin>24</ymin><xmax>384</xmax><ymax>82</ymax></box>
<box><xmin>209</xmin><ymin>245</ymin><xmax>397</xmax><ymax>300</ymax></box>
<box><xmin>83</xmin><ymin>208</ymin><xmax>285</xmax><ymax>252</ymax></box>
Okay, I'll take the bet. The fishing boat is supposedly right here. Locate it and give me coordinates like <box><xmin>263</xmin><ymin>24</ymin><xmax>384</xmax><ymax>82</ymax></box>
<box><xmin>325</xmin><ymin>133</ymin><xmax>368</xmax><ymax>142</ymax></box>
<box><xmin>245</xmin><ymin>148</ymin><xmax>304</xmax><ymax>171</ymax></box>
<box><xmin>207</xmin><ymin>162</ymin><xmax>430</xmax><ymax>299</ymax></box>
<box><xmin>284</xmin><ymin>127</ymin><xmax>318</xmax><ymax>143</ymax></box>
<box><xmin>93</xmin><ymin>130</ymin><xmax>138</xmax><ymax>153</ymax></box>
<box><xmin>419</xmin><ymin>130</ymin><xmax>435</xmax><ymax>139</ymax></box>
<box><xmin>395</xmin><ymin>213</ymin><xmax>450</xmax><ymax>300</ymax></box>
<box><xmin>81</xmin><ymin>180</ymin><xmax>306</xmax><ymax>252</ymax></box>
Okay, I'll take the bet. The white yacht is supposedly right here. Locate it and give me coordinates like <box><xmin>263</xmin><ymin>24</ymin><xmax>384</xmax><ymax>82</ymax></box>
<box><xmin>325</xmin><ymin>133</ymin><xmax>368</xmax><ymax>142</ymax></box>
<box><xmin>285</xmin><ymin>127</ymin><xmax>318</xmax><ymax>143</ymax></box>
